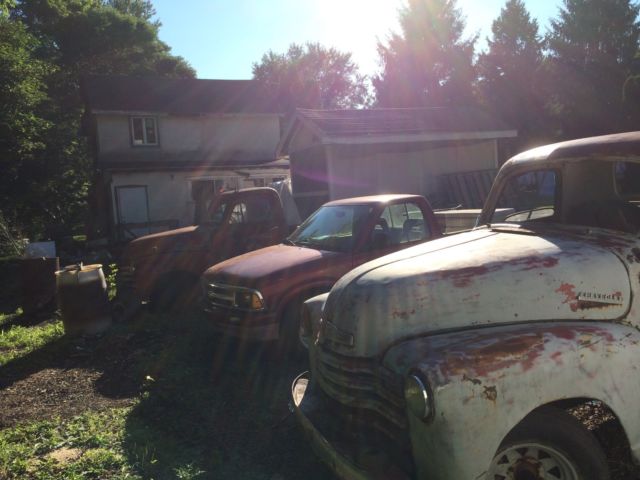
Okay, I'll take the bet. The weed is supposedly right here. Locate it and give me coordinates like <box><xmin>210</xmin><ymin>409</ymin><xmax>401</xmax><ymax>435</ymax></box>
<box><xmin>0</xmin><ymin>319</ymin><xmax>64</xmax><ymax>366</ymax></box>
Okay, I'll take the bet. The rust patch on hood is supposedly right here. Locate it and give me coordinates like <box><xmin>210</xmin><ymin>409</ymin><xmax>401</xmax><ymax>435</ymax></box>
<box><xmin>555</xmin><ymin>282</ymin><xmax>579</xmax><ymax>312</ymax></box>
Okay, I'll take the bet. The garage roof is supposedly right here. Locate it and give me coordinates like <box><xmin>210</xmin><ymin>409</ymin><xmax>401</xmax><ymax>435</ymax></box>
<box><xmin>277</xmin><ymin>107</ymin><xmax>517</xmax><ymax>155</ymax></box>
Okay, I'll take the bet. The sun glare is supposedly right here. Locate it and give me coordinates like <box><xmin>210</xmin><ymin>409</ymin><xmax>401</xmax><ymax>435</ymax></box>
<box><xmin>310</xmin><ymin>0</ymin><xmax>404</xmax><ymax>73</ymax></box>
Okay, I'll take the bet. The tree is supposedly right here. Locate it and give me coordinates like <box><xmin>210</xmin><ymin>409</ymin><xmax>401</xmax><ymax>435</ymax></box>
<box><xmin>0</xmin><ymin>16</ymin><xmax>53</xmax><ymax>238</ymax></box>
<box><xmin>545</xmin><ymin>0</ymin><xmax>640</xmax><ymax>137</ymax></box>
<box><xmin>477</xmin><ymin>0</ymin><xmax>547</xmax><ymax>146</ymax></box>
<box><xmin>373</xmin><ymin>0</ymin><xmax>476</xmax><ymax>107</ymax></box>
<box><xmin>252</xmin><ymin>42</ymin><xmax>369</xmax><ymax>112</ymax></box>
<box><xmin>623</xmin><ymin>52</ymin><xmax>640</xmax><ymax>127</ymax></box>
<box><xmin>1</xmin><ymin>0</ymin><xmax>194</xmax><ymax>240</ymax></box>
<box><xmin>104</xmin><ymin>0</ymin><xmax>157</xmax><ymax>24</ymax></box>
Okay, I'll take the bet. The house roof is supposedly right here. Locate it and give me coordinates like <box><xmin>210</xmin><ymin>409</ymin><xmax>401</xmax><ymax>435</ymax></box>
<box><xmin>277</xmin><ymin>107</ymin><xmax>517</xmax><ymax>155</ymax></box>
<box><xmin>82</xmin><ymin>76</ymin><xmax>282</xmax><ymax>115</ymax></box>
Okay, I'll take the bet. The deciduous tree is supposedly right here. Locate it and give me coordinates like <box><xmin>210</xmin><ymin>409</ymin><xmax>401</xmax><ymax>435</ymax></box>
<box><xmin>252</xmin><ymin>42</ymin><xmax>369</xmax><ymax>112</ymax></box>
<box><xmin>1</xmin><ymin>0</ymin><xmax>194</xmax><ymax>240</ymax></box>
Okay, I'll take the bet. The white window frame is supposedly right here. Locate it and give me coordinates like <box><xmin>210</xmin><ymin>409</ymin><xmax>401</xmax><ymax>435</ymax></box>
<box><xmin>130</xmin><ymin>116</ymin><xmax>159</xmax><ymax>146</ymax></box>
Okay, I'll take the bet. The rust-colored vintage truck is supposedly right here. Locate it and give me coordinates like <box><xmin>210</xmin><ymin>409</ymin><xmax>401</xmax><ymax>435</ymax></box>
<box><xmin>114</xmin><ymin>187</ymin><xmax>294</xmax><ymax>315</ymax></box>
<box><xmin>293</xmin><ymin>132</ymin><xmax>640</xmax><ymax>480</ymax></box>
<box><xmin>201</xmin><ymin>194</ymin><xmax>441</xmax><ymax>350</ymax></box>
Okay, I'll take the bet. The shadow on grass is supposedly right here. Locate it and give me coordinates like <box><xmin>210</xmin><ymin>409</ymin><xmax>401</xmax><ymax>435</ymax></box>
<box><xmin>0</xmin><ymin>312</ymin><xmax>158</xmax><ymax>400</ymax></box>
<box><xmin>121</xmin><ymin>314</ymin><xmax>330</xmax><ymax>480</ymax></box>
<box><xmin>0</xmin><ymin>305</ymin><xmax>330</xmax><ymax>479</ymax></box>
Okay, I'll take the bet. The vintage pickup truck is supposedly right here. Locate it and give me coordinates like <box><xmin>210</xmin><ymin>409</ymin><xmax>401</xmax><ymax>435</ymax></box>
<box><xmin>202</xmin><ymin>194</ymin><xmax>441</xmax><ymax>351</ymax></box>
<box><xmin>114</xmin><ymin>187</ymin><xmax>297</xmax><ymax>315</ymax></box>
<box><xmin>293</xmin><ymin>132</ymin><xmax>640</xmax><ymax>480</ymax></box>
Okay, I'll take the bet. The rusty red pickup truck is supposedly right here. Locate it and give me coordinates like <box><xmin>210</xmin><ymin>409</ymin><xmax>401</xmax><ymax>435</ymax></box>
<box><xmin>114</xmin><ymin>187</ymin><xmax>295</xmax><ymax>316</ymax></box>
<box><xmin>201</xmin><ymin>194</ymin><xmax>441</xmax><ymax>350</ymax></box>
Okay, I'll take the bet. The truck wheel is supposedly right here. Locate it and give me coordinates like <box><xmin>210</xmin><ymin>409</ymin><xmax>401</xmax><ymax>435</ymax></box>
<box><xmin>487</xmin><ymin>407</ymin><xmax>609</xmax><ymax>480</ymax></box>
<box><xmin>149</xmin><ymin>274</ymin><xmax>199</xmax><ymax>314</ymax></box>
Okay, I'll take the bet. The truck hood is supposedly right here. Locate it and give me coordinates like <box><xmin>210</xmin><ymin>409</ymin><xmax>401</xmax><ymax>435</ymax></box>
<box><xmin>122</xmin><ymin>226</ymin><xmax>205</xmax><ymax>262</ymax></box>
<box><xmin>203</xmin><ymin>244</ymin><xmax>341</xmax><ymax>287</ymax></box>
<box><xmin>321</xmin><ymin>228</ymin><xmax>631</xmax><ymax>357</ymax></box>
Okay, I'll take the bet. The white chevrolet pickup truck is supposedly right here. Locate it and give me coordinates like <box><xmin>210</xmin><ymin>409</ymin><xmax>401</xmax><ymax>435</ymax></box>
<box><xmin>292</xmin><ymin>132</ymin><xmax>640</xmax><ymax>480</ymax></box>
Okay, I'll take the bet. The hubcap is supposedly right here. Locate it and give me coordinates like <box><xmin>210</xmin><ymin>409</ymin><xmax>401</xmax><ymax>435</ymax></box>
<box><xmin>488</xmin><ymin>443</ymin><xmax>580</xmax><ymax>480</ymax></box>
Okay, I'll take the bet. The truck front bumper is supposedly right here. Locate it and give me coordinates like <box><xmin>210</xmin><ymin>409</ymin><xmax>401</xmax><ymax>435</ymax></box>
<box><xmin>204</xmin><ymin>305</ymin><xmax>279</xmax><ymax>341</ymax></box>
<box><xmin>291</xmin><ymin>371</ymin><xmax>410</xmax><ymax>480</ymax></box>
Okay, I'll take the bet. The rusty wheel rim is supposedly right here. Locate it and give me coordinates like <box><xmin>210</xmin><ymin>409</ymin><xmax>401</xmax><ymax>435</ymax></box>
<box><xmin>488</xmin><ymin>442</ymin><xmax>580</xmax><ymax>480</ymax></box>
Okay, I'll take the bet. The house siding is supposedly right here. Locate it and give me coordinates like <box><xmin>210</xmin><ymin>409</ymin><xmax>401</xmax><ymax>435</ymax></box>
<box><xmin>96</xmin><ymin>114</ymin><xmax>281</xmax><ymax>161</ymax></box>
<box><xmin>110</xmin><ymin>167</ymin><xmax>289</xmax><ymax>232</ymax></box>
<box><xmin>291</xmin><ymin>139</ymin><xmax>498</xmax><ymax>203</ymax></box>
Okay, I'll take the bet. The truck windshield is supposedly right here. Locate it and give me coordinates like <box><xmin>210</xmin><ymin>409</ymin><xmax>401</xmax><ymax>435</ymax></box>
<box><xmin>287</xmin><ymin>205</ymin><xmax>373</xmax><ymax>252</ymax></box>
<box><xmin>491</xmin><ymin>170</ymin><xmax>557</xmax><ymax>224</ymax></box>
<box><xmin>208</xmin><ymin>200</ymin><xmax>229</xmax><ymax>226</ymax></box>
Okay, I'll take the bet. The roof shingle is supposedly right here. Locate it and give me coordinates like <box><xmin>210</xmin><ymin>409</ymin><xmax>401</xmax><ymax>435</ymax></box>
<box><xmin>294</xmin><ymin>107</ymin><xmax>513</xmax><ymax>138</ymax></box>
<box><xmin>83</xmin><ymin>76</ymin><xmax>282</xmax><ymax>115</ymax></box>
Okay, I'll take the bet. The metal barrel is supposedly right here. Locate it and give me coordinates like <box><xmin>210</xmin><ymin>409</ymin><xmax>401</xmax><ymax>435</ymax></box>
<box><xmin>55</xmin><ymin>264</ymin><xmax>112</xmax><ymax>335</ymax></box>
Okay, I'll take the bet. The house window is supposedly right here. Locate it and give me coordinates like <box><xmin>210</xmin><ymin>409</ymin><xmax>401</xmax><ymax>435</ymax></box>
<box><xmin>130</xmin><ymin>117</ymin><xmax>158</xmax><ymax>146</ymax></box>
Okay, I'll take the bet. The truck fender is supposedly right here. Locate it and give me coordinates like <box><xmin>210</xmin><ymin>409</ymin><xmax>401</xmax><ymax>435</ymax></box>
<box><xmin>382</xmin><ymin>321</ymin><xmax>640</xmax><ymax>480</ymax></box>
<box><xmin>275</xmin><ymin>280</ymin><xmax>335</xmax><ymax>321</ymax></box>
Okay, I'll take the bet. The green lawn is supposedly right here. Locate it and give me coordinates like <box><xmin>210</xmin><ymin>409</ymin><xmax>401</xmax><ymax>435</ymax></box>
<box><xmin>0</xmin><ymin>309</ymin><xmax>327</xmax><ymax>480</ymax></box>
<box><xmin>0</xmin><ymin>311</ymin><xmax>64</xmax><ymax>366</ymax></box>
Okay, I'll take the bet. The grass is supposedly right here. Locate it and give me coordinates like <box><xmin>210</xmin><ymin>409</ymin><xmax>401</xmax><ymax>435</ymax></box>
<box><xmin>0</xmin><ymin>409</ymin><xmax>137</xmax><ymax>480</ymax></box>
<box><xmin>0</xmin><ymin>312</ymin><xmax>64</xmax><ymax>366</ymax></box>
<box><xmin>0</xmin><ymin>309</ymin><xmax>326</xmax><ymax>480</ymax></box>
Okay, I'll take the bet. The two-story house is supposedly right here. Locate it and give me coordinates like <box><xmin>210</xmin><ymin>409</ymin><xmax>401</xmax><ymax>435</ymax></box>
<box><xmin>82</xmin><ymin>76</ymin><xmax>288</xmax><ymax>242</ymax></box>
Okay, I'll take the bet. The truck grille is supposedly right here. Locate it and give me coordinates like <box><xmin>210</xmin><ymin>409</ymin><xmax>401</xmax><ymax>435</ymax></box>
<box><xmin>204</xmin><ymin>283</ymin><xmax>265</xmax><ymax>311</ymax></box>
<box><xmin>205</xmin><ymin>283</ymin><xmax>236</xmax><ymax>308</ymax></box>
<box><xmin>315</xmin><ymin>345</ymin><xmax>408</xmax><ymax>443</ymax></box>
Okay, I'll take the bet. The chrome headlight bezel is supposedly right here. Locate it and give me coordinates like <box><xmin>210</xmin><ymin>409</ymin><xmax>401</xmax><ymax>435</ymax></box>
<box><xmin>404</xmin><ymin>372</ymin><xmax>434</xmax><ymax>421</ymax></box>
<box><xmin>205</xmin><ymin>282</ymin><xmax>266</xmax><ymax>311</ymax></box>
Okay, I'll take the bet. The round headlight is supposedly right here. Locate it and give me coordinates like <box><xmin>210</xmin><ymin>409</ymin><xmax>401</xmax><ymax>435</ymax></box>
<box><xmin>404</xmin><ymin>374</ymin><xmax>432</xmax><ymax>420</ymax></box>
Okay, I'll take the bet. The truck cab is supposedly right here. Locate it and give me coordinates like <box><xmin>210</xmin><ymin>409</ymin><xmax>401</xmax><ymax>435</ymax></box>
<box><xmin>293</xmin><ymin>132</ymin><xmax>640</xmax><ymax>480</ymax></box>
<box><xmin>115</xmin><ymin>187</ymin><xmax>289</xmax><ymax>315</ymax></box>
<box><xmin>202</xmin><ymin>194</ymin><xmax>441</xmax><ymax>351</ymax></box>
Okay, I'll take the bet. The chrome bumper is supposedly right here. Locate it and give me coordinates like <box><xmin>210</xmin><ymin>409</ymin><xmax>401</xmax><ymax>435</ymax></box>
<box><xmin>291</xmin><ymin>371</ymin><xmax>410</xmax><ymax>480</ymax></box>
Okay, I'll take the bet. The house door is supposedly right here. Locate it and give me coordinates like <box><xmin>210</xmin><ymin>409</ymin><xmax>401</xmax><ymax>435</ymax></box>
<box><xmin>115</xmin><ymin>185</ymin><xmax>150</xmax><ymax>239</ymax></box>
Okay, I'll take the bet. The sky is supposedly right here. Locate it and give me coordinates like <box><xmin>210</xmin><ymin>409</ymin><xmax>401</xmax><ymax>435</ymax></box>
<box><xmin>152</xmin><ymin>0</ymin><xmax>563</xmax><ymax>80</ymax></box>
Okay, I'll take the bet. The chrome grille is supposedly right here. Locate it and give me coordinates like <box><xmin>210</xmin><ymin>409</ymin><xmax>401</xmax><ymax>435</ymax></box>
<box><xmin>206</xmin><ymin>283</ymin><xmax>236</xmax><ymax>308</ymax></box>
<box><xmin>315</xmin><ymin>345</ymin><xmax>408</xmax><ymax>442</ymax></box>
<box><xmin>204</xmin><ymin>282</ymin><xmax>265</xmax><ymax>311</ymax></box>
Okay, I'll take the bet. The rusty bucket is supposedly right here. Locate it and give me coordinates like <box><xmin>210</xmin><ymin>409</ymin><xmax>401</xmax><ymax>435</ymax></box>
<box><xmin>55</xmin><ymin>264</ymin><xmax>112</xmax><ymax>335</ymax></box>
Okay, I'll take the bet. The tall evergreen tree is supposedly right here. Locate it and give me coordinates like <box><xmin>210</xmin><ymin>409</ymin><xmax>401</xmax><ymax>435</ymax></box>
<box><xmin>373</xmin><ymin>0</ymin><xmax>476</xmax><ymax>107</ymax></box>
<box><xmin>478</xmin><ymin>0</ymin><xmax>546</xmax><ymax>147</ymax></box>
<box><xmin>546</xmin><ymin>0</ymin><xmax>640</xmax><ymax>137</ymax></box>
